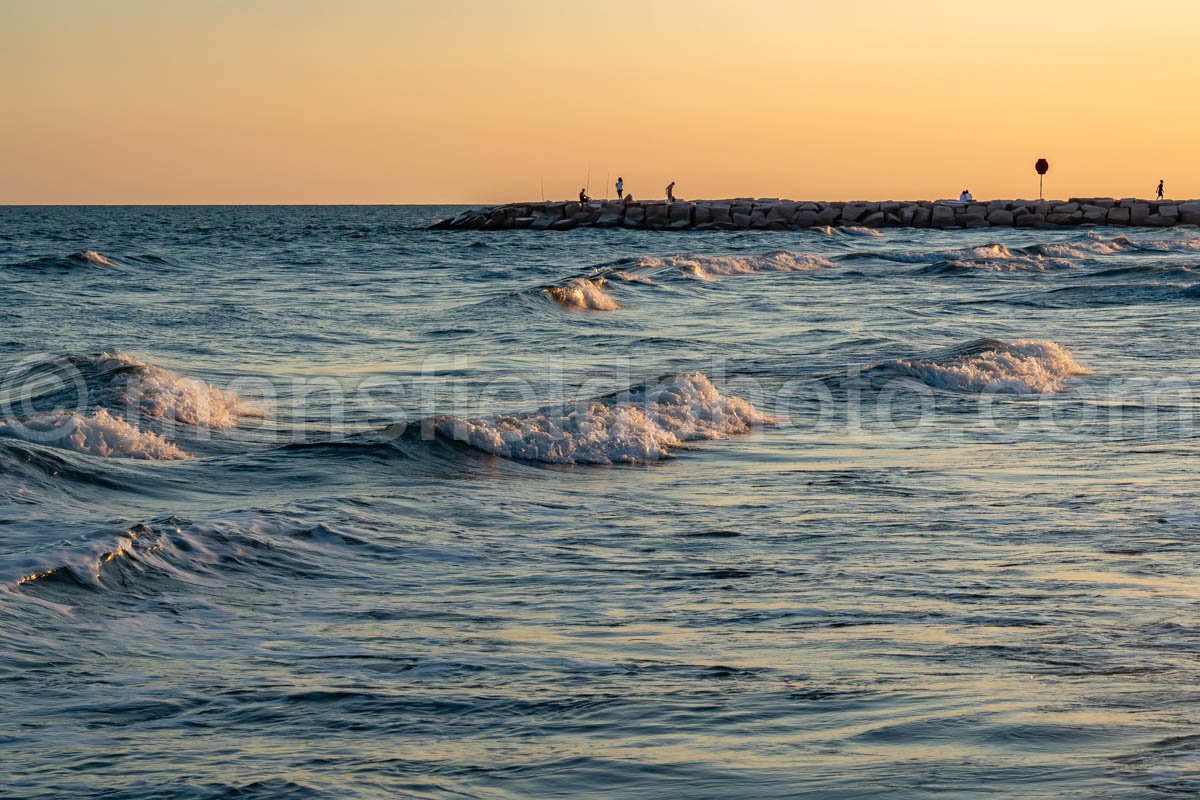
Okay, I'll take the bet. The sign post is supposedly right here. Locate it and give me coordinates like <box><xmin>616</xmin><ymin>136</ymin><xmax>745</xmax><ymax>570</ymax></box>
<box><xmin>1035</xmin><ymin>158</ymin><xmax>1049</xmax><ymax>200</ymax></box>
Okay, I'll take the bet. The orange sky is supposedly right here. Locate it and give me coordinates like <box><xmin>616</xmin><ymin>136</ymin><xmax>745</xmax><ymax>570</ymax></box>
<box><xmin>3</xmin><ymin>0</ymin><xmax>1199</xmax><ymax>204</ymax></box>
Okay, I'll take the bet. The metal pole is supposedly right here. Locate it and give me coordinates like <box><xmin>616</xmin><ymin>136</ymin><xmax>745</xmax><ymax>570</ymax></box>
<box><xmin>1040</xmin><ymin>174</ymin><xmax>1044</xmax><ymax>200</ymax></box>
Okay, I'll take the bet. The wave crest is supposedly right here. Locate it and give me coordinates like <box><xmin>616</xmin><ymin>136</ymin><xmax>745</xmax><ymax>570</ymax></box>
<box><xmin>0</xmin><ymin>409</ymin><xmax>189</xmax><ymax>460</ymax></box>
<box><xmin>432</xmin><ymin>372</ymin><xmax>769</xmax><ymax>464</ymax></box>
<box><xmin>75</xmin><ymin>353</ymin><xmax>258</xmax><ymax>428</ymax></box>
<box><xmin>876</xmin><ymin>339</ymin><xmax>1088</xmax><ymax>394</ymax></box>
<box><xmin>628</xmin><ymin>250</ymin><xmax>832</xmax><ymax>282</ymax></box>
<box><xmin>544</xmin><ymin>278</ymin><xmax>621</xmax><ymax>311</ymax></box>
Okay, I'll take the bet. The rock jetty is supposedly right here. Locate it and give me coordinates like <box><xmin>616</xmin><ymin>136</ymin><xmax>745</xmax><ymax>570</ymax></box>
<box><xmin>432</xmin><ymin>198</ymin><xmax>1200</xmax><ymax>231</ymax></box>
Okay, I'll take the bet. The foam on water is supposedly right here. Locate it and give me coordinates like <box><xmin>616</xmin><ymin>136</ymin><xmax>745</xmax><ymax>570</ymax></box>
<box><xmin>624</xmin><ymin>251</ymin><xmax>833</xmax><ymax>282</ymax></box>
<box><xmin>70</xmin><ymin>249</ymin><xmax>118</xmax><ymax>268</ymax></box>
<box><xmin>78</xmin><ymin>352</ymin><xmax>257</xmax><ymax>428</ymax></box>
<box><xmin>877</xmin><ymin>339</ymin><xmax>1088</xmax><ymax>394</ymax></box>
<box><xmin>0</xmin><ymin>409</ymin><xmax>190</xmax><ymax>460</ymax></box>
<box><xmin>544</xmin><ymin>278</ymin><xmax>622</xmax><ymax>311</ymax></box>
<box><xmin>432</xmin><ymin>371</ymin><xmax>769</xmax><ymax>464</ymax></box>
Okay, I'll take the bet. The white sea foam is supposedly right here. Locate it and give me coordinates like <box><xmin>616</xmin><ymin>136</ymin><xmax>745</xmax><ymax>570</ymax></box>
<box><xmin>627</xmin><ymin>251</ymin><xmax>832</xmax><ymax>282</ymax></box>
<box><xmin>544</xmin><ymin>278</ymin><xmax>621</xmax><ymax>310</ymax></box>
<box><xmin>83</xmin><ymin>352</ymin><xmax>257</xmax><ymax>428</ymax></box>
<box><xmin>0</xmin><ymin>409</ymin><xmax>190</xmax><ymax>460</ymax></box>
<box><xmin>70</xmin><ymin>249</ymin><xmax>117</xmax><ymax>268</ymax></box>
<box><xmin>606</xmin><ymin>270</ymin><xmax>655</xmax><ymax>284</ymax></box>
<box><xmin>433</xmin><ymin>371</ymin><xmax>769</xmax><ymax>464</ymax></box>
<box><xmin>815</xmin><ymin>225</ymin><xmax>882</xmax><ymax>237</ymax></box>
<box><xmin>879</xmin><ymin>339</ymin><xmax>1088</xmax><ymax>394</ymax></box>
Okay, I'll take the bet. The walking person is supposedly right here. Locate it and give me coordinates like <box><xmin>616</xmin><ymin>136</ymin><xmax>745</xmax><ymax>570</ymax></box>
<box><xmin>615</xmin><ymin>176</ymin><xmax>624</xmax><ymax>202</ymax></box>
<box><xmin>1157</xmin><ymin>179</ymin><xmax>1165</xmax><ymax>200</ymax></box>
<box><xmin>666</xmin><ymin>181</ymin><xmax>676</xmax><ymax>203</ymax></box>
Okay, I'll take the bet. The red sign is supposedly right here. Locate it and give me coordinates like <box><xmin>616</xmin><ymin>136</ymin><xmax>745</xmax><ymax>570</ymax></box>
<box><xmin>1035</xmin><ymin>158</ymin><xmax>1049</xmax><ymax>175</ymax></box>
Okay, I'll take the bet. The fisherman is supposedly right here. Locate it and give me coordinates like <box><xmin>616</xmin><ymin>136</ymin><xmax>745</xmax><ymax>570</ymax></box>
<box><xmin>1157</xmin><ymin>179</ymin><xmax>1165</xmax><ymax>200</ymax></box>
<box><xmin>666</xmin><ymin>181</ymin><xmax>676</xmax><ymax>203</ymax></box>
<box><xmin>615</xmin><ymin>176</ymin><xmax>624</xmax><ymax>202</ymax></box>
<box><xmin>579</xmin><ymin>188</ymin><xmax>590</xmax><ymax>203</ymax></box>
<box><xmin>959</xmin><ymin>189</ymin><xmax>973</xmax><ymax>202</ymax></box>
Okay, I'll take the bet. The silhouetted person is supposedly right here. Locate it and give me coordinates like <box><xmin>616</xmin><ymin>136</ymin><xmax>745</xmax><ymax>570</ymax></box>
<box><xmin>1157</xmin><ymin>179</ymin><xmax>1165</xmax><ymax>200</ymax></box>
<box><xmin>615</xmin><ymin>177</ymin><xmax>624</xmax><ymax>202</ymax></box>
<box><xmin>579</xmin><ymin>188</ymin><xmax>589</xmax><ymax>203</ymax></box>
<box><xmin>666</xmin><ymin>181</ymin><xmax>676</xmax><ymax>203</ymax></box>
<box><xmin>959</xmin><ymin>189</ymin><xmax>973</xmax><ymax>202</ymax></box>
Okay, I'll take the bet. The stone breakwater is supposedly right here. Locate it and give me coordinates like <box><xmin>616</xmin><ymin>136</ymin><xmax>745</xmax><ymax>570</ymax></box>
<box><xmin>432</xmin><ymin>198</ymin><xmax>1200</xmax><ymax>231</ymax></box>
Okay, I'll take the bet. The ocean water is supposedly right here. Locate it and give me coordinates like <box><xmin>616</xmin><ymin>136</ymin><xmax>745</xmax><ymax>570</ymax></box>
<box><xmin>3</xmin><ymin>205</ymin><xmax>1200</xmax><ymax>798</ymax></box>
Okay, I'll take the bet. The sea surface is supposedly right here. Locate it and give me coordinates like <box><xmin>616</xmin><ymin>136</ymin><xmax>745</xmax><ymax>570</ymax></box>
<box><xmin>3</xmin><ymin>205</ymin><xmax>1200</xmax><ymax>799</ymax></box>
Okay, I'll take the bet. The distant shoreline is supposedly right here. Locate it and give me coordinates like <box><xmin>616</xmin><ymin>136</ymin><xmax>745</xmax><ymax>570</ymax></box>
<box><xmin>434</xmin><ymin>198</ymin><xmax>1200</xmax><ymax>231</ymax></box>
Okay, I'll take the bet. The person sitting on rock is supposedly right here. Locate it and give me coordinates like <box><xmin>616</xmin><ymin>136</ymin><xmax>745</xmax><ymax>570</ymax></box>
<box><xmin>615</xmin><ymin>177</ymin><xmax>624</xmax><ymax>202</ymax></box>
<box><xmin>1157</xmin><ymin>179</ymin><xmax>1165</xmax><ymax>200</ymax></box>
<box><xmin>666</xmin><ymin>181</ymin><xmax>676</xmax><ymax>203</ymax></box>
<box><xmin>579</xmin><ymin>188</ymin><xmax>590</xmax><ymax>203</ymax></box>
<box><xmin>959</xmin><ymin>189</ymin><xmax>973</xmax><ymax>202</ymax></box>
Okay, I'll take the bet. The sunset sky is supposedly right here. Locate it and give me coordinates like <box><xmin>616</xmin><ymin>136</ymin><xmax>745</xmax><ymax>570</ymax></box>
<box><xmin>4</xmin><ymin>0</ymin><xmax>1198</xmax><ymax>204</ymax></box>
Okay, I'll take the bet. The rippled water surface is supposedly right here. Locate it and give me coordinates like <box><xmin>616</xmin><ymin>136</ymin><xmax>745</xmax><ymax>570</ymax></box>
<box><xmin>4</xmin><ymin>206</ymin><xmax>1200</xmax><ymax>798</ymax></box>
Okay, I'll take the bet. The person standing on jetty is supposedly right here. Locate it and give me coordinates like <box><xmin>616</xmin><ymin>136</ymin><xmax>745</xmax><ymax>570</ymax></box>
<box><xmin>615</xmin><ymin>177</ymin><xmax>624</xmax><ymax>202</ymax></box>
<box><xmin>1157</xmin><ymin>179</ymin><xmax>1165</xmax><ymax>200</ymax></box>
<box><xmin>666</xmin><ymin>181</ymin><xmax>676</xmax><ymax>203</ymax></box>
<box><xmin>579</xmin><ymin>188</ymin><xmax>589</xmax><ymax>203</ymax></box>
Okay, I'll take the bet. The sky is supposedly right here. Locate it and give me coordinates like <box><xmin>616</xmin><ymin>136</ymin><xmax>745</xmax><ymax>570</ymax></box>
<box><xmin>3</xmin><ymin>0</ymin><xmax>1199</xmax><ymax>204</ymax></box>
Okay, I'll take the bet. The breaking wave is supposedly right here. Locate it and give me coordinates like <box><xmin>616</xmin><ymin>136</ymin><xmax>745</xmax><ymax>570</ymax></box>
<box><xmin>818</xmin><ymin>225</ymin><xmax>884</xmax><ymax>237</ymax></box>
<box><xmin>874</xmin><ymin>339</ymin><xmax>1088</xmax><ymax>394</ymax></box>
<box><xmin>0</xmin><ymin>409</ymin><xmax>189</xmax><ymax>460</ymax></box>
<box><xmin>71</xmin><ymin>352</ymin><xmax>257</xmax><ymax>428</ymax></box>
<box><xmin>430</xmin><ymin>371</ymin><xmax>769</xmax><ymax>464</ymax></box>
<box><xmin>8</xmin><ymin>249</ymin><xmax>119</xmax><ymax>270</ymax></box>
<box><xmin>543</xmin><ymin>278</ymin><xmax>621</xmax><ymax>311</ymax></box>
<box><xmin>618</xmin><ymin>250</ymin><xmax>833</xmax><ymax>282</ymax></box>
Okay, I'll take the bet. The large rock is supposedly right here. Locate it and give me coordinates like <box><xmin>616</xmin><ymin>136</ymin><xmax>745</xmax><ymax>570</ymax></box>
<box><xmin>961</xmin><ymin>214</ymin><xmax>989</xmax><ymax>228</ymax></box>
<box><xmin>987</xmin><ymin>209</ymin><xmax>1014</xmax><ymax>226</ymax></box>
<box><xmin>530</xmin><ymin>205</ymin><xmax>565</xmax><ymax>230</ymax></box>
<box><xmin>1107</xmin><ymin>207</ymin><xmax>1131</xmax><ymax>225</ymax></box>
<box><xmin>912</xmin><ymin>207</ymin><xmax>932</xmax><ymax>227</ymax></box>
<box><xmin>859</xmin><ymin>211</ymin><xmax>886</xmax><ymax>227</ymax></box>
<box><xmin>693</xmin><ymin>205</ymin><xmax>713</xmax><ymax>225</ymax></box>
<box><xmin>669</xmin><ymin>202</ymin><xmax>693</xmax><ymax>225</ymax></box>
<box><xmin>1015</xmin><ymin>213</ymin><xmax>1046</xmax><ymax>227</ymax></box>
<box><xmin>813</xmin><ymin>207</ymin><xmax>840</xmax><ymax>226</ymax></box>
<box><xmin>931</xmin><ymin>205</ymin><xmax>957</xmax><ymax>228</ymax></box>
<box><xmin>644</xmin><ymin>204</ymin><xmax>669</xmax><ymax>228</ymax></box>
<box><xmin>768</xmin><ymin>203</ymin><xmax>798</xmax><ymax>221</ymax></box>
<box><xmin>1053</xmin><ymin>202</ymin><xmax>1079</xmax><ymax>214</ymax></box>
<box><xmin>1145</xmin><ymin>214</ymin><xmax>1174</xmax><ymax>227</ymax></box>
<box><xmin>1179</xmin><ymin>201</ymin><xmax>1200</xmax><ymax>225</ymax></box>
<box><xmin>749</xmin><ymin>209</ymin><xmax>771</xmax><ymax>228</ymax></box>
<box><xmin>593</xmin><ymin>213</ymin><xmax>623</xmax><ymax>228</ymax></box>
<box><xmin>841</xmin><ymin>205</ymin><xmax>867</xmax><ymax>223</ymax></box>
<box><xmin>1081</xmin><ymin>205</ymin><xmax>1108</xmax><ymax>224</ymax></box>
<box><xmin>709</xmin><ymin>205</ymin><xmax>732</xmax><ymax>224</ymax></box>
<box><xmin>791</xmin><ymin>210</ymin><xmax>818</xmax><ymax>227</ymax></box>
<box><xmin>1130</xmin><ymin>203</ymin><xmax>1151</xmax><ymax>226</ymax></box>
<box><xmin>731</xmin><ymin>211</ymin><xmax>752</xmax><ymax>228</ymax></box>
<box><xmin>623</xmin><ymin>205</ymin><xmax>646</xmax><ymax>227</ymax></box>
<box><xmin>1158</xmin><ymin>204</ymin><xmax>1179</xmax><ymax>220</ymax></box>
